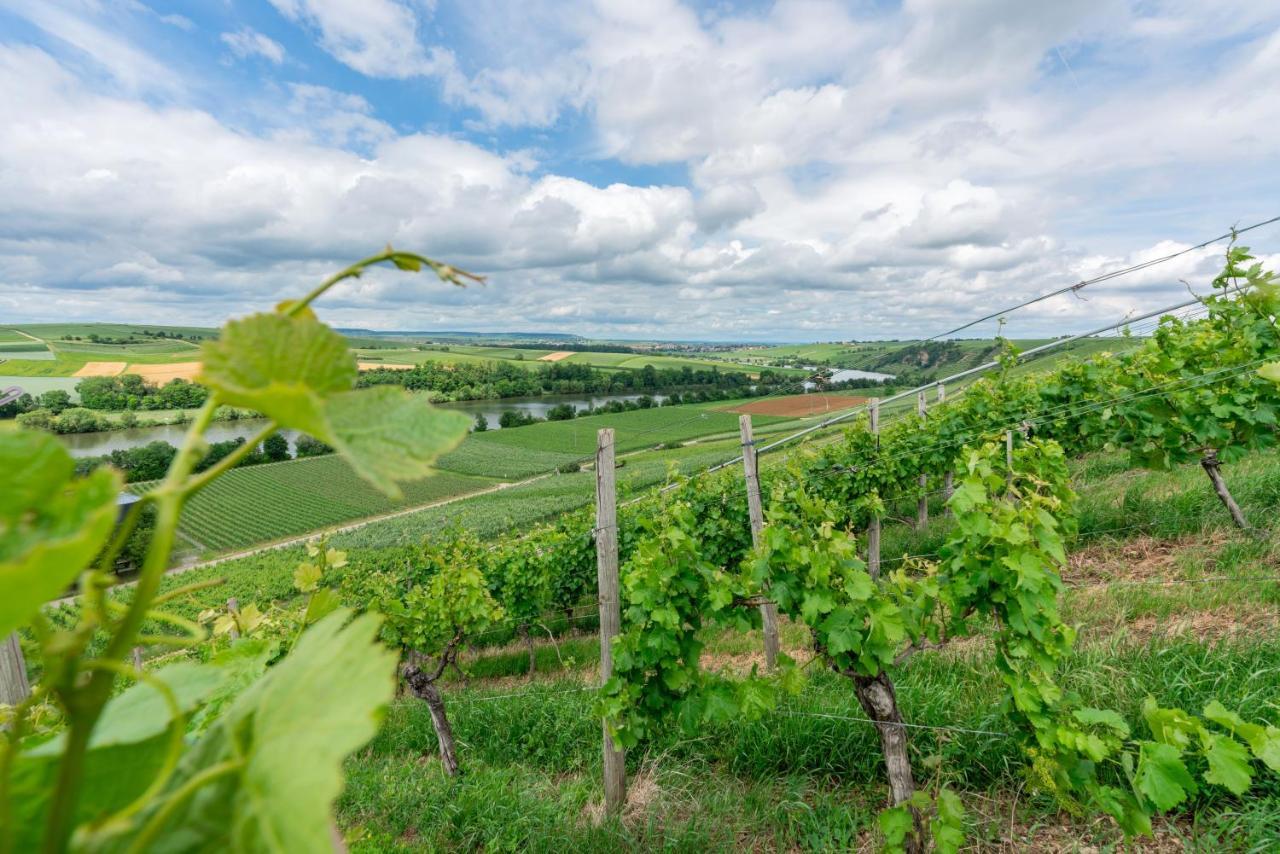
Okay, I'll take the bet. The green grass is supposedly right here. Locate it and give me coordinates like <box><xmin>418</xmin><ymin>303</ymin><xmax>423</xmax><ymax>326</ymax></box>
<box><xmin>435</xmin><ymin>439</ymin><xmax>582</xmax><ymax>480</ymax></box>
<box><xmin>0</xmin><ymin>328</ymin><xmax>31</xmax><ymax>343</ymax></box>
<box><xmin>337</xmin><ymin>637</ymin><xmax>1280</xmax><ymax>851</ymax></box>
<box><xmin>0</xmin><ymin>340</ymin><xmax>49</xmax><ymax>353</ymax></box>
<box><xmin>132</xmin><ymin>456</ymin><xmax>501</xmax><ymax>552</ymax></box>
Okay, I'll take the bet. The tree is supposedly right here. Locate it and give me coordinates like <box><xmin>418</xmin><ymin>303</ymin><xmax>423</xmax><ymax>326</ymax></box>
<box><xmin>343</xmin><ymin>530</ymin><xmax>503</xmax><ymax>775</ymax></box>
<box><xmin>294</xmin><ymin>434</ymin><xmax>334</xmax><ymax>457</ymax></box>
<box><xmin>262</xmin><ymin>432</ymin><xmax>290</xmax><ymax>462</ymax></box>
<box><xmin>473</xmin><ymin>413</ymin><xmax>488</xmax><ymax>432</ymax></box>
<box><xmin>39</xmin><ymin>390</ymin><xmax>72</xmax><ymax>414</ymax></box>
<box><xmin>545</xmin><ymin>403</ymin><xmax>576</xmax><ymax>421</ymax></box>
<box><xmin>51</xmin><ymin>407</ymin><xmax>108</xmax><ymax>434</ymax></box>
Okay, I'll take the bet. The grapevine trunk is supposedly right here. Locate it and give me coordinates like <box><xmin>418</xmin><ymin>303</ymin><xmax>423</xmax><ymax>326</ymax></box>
<box><xmin>853</xmin><ymin>671</ymin><xmax>925</xmax><ymax>854</ymax></box>
<box><xmin>1200</xmin><ymin>449</ymin><xmax>1251</xmax><ymax>530</ymax></box>
<box><xmin>403</xmin><ymin>664</ymin><xmax>460</xmax><ymax>777</ymax></box>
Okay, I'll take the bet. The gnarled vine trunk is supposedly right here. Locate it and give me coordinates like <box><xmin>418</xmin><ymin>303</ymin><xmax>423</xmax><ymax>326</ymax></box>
<box><xmin>854</xmin><ymin>671</ymin><xmax>926</xmax><ymax>854</ymax></box>
<box><xmin>520</xmin><ymin>623</ymin><xmax>536</xmax><ymax>678</ymax></box>
<box><xmin>403</xmin><ymin>662</ymin><xmax>460</xmax><ymax>777</ymax></box>
<box><xmin>1201</xmin><ymin>449</ymin><xmax>1251</xmax><ymax>530</ymax></box>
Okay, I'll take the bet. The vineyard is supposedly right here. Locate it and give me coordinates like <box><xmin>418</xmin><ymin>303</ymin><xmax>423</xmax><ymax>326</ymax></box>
<box><xmin>132</xmin><ymin>456</ymin><xmax>500</xmax><ymax>551</ymax></box>
<box><xmin>9</xmin><ymin>245</ymin><xmax>1280</xmax><ymax>852</ymax></box>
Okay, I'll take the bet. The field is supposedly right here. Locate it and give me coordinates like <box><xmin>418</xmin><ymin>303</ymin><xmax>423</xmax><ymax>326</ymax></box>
<box><xmin>725</xmin><ymin>392</ymin><xmax>868</xmax><ymax>417</ymax></box>
<box><xmin>131</xmin><ymin>456</ymin><xmax>500</xmax><ymax>552</ymax></box>
<box><xmin>12</xmin><ymin>322</ymin><xmax>215</xmax><ymax>340</ymax></box>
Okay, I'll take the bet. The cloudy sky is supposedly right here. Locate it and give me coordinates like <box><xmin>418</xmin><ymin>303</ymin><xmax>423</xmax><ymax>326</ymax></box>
<box><xmin>1</xmin><ymin>0</ymin><xmax>1278</xmax><ymax>342</ymax></box>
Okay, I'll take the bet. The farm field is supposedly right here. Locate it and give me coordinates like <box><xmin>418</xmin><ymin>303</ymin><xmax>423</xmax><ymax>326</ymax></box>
<box><xmin>467</xmin><ymin>400</ymin><xmax>788</xmax><ymax>459</ymax></box>
<box><xmin>725</xmin><ymin>392</ymin><xmax>869</xmax><ymax>417</ymax></box>
<box><xmin>131</xmin><ymin>456</ymin><xmax>500</xmax><ymax>552</ymax></box>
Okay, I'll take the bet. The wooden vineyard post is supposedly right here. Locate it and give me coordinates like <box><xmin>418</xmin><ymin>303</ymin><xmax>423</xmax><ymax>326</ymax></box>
<box><xmin>1</xmin><ymin>632</ymin><xmax>30</xmax><ymax>707</ymax></box>
<box><xmin>594</xmin><ymin>428</ymin><xmax>626</xmax><ymax>814</ymax></box>
<box><xmin>1006</xmin><ymin>430</ymin><xmax>1014</xmax><ymax>492</ymax></box>
<box><xmin>132</xmin><ymin>647</ymin><xmax>144</xmax><ymax>673</ymax></box>
<box><xmin>739</xmin><ymin>415</ymin><xmax>780</xmax><ymax>670</ymax></box>
<box><xmin>938</xmin><ymin>384</ymin><xmax>953</xmax><ymax>509</ymax></box>
<box><xmin>226</xmin><ymin>598</ymin><xmax>240</xmax><ymax>639</ymax></box>
<box><xmin>916</xmin><ymin>391</ymin><xmax>928</xmax><ymax>529</ymax></box>
<box><xmin>868</xmin><ymin>398</ymin><xmax>881</xmax><ymax>579</ymax></box>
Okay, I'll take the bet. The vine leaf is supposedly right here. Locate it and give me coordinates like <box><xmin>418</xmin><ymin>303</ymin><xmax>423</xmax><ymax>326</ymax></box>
<box><xmin>325</xmin><ymin>386</ymin><xmax>471</xmax><ymax>498</ymax></box>
<box><xmin>1203</xmin><ymin>700</ymin><xmax>1280</xmax><ymax>771</ymax></box>
<box><xmin>1202</xmin><ymin>733</ymin><xmax>1252</xmax><ymax>795</ymax></box>
<box><xmin>0</xmin><ymin>429</ymin><xmax>121</xmax><ymax>637</ymax></box>
<box><xmin>129</xmin><ymin>609</ymin><xmax>397</xmax><ymax>851</ymax></box>
<box><xmin>1134</xmin><ymin>742</ymin><xmax>1196</xmax><ymax>811</ymax></box>
<box><xmin>9</xmin><ymin>662</ymin><xmax>234</xmax><ymax>850</ymax></box>
<box><xmin>200</xmin><ymin>315</ymin><xmax>470</xmax><ymax>497</ymax></box>
<box><xmin>198</xmin><ymin>312</ymin><xmax>356</xmax><ymax>438</ymax></box>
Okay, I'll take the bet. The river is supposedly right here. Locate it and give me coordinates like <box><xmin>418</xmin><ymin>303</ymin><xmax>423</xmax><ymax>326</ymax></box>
<box><xmin>56</xmin><ymin>392</ymin><xmax>670</xmax><ymax>457</ymax></box>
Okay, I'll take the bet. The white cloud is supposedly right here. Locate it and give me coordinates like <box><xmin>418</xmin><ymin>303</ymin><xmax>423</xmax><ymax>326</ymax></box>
<box><xmin>266</xmin><ymin>0</ymin><xmax>442</xmax><ymax>78</ymax></box>
<box><xmin>221</xmin><ymin>28</ymin><xmax>286</xmax><ymax>65</ymax></box>
<box><xmin>3</xmin><ymin>2</ymin><xmax>1280</xmax><ymax>341</ymax></box>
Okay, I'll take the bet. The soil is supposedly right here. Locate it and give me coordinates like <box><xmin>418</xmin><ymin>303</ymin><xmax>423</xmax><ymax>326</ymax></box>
<box><xmin>725</xmin><ymin>393</ymin><xmax>869</xmax><ymax>417</ymax></box>
<box><xmin>72</xmin><ymin>361</ymin><xmax>127</xmax><ymax>377</ymax></box>
<box><xmin>128</xmin><ymin>361</ymin><xmax>202</xmax><ymax>384</ymax></box>
<box><xmin>538</xmin><ymin>351</ymin><xmax>575</xmax><ymax>362</ymax></box>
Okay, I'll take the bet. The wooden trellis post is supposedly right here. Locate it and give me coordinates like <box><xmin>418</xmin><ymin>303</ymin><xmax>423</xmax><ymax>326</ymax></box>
<box><xmin>916</xmin><ymin>391</ymin><xmax>929</xmax><ymax>529</ymax></box>
<box><xmin>739</xmin><ymin>415</ymin><xmax>780</xmax><ymax>670</ymax></box>
<box><xmin>1</xmin><ymin>632</ymin><xmax>30</xmax><ymax>707</ymax></box>
<box><xmin>938</xmin><ymin>384</ymin><xmax>953</xmax><ymax>507</ymax></box>
<box><xmin>594</xmin><ymin>428</ymin><xmax>626</xmax><ymax>814</ymax></box>
<box><xmin>868</xmin><ymin>398</ymin><xmax>881</xmax><ymax>579</ymax></box>
<box><xmin>1006</xmin><ymin>430</ymin><xmax>1014</xmax><ymax>492</ymax></box>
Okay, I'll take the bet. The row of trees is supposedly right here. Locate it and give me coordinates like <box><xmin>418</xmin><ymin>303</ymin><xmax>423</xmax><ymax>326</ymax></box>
<box><xmin>357</xmin><ymin>358</ymin><xmax>794</xmax><ymax>400</ymax></box>
<box><xmin>73</xmin><ymin>433</ymin><xmax>334</xmax><ymax>484</ymax></box>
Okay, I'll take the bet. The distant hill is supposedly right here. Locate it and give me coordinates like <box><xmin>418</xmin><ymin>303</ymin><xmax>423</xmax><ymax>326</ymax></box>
<box><xmin>336</xmin><ymin>329</ymin><xmax>584</xmax><ymax>344</ymax></box>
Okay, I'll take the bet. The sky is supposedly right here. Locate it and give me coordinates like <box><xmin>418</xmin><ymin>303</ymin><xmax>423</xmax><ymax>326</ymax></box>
<box><xmin>1</xmin><ymin>1</ymin><xmax>1279</xmax><ymax>343</ymax></box>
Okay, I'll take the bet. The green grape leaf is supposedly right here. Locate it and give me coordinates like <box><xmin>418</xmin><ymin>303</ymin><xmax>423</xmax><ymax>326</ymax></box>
<box><xmin>0</xmin><ymin>430</ymin><xmax>122</xmax><ymax>637</ymax></box>
<box><xmin>129</xmin><ymin>609</ymin><xmax>397</xmax><ymax>851</ymax></box>
<box><xmin>303</xmin><ymin>587</ymin><xmax>342</xmax><ymax>625</ymax></box>
<box><xmin>1203</xmin><ymin>732</ymin><xmax>1252</xmax><ymax>795</ymax></box>
<box><xmin>293</xmin><ymin>561</ymin><xmax>321</xmax><ymax>593</ymax></box>
<box><xmin>931</xmin><ymin>788</ymin><xmax>966</xmax><ymax>854</ymax></box>
<box><xmin>0</xmin><ymin>427</ymin><xmax>73</xmax><ymax>517</ymax></box>
<box><xmin>1073</xmin><ymin>707</ymin><xmax>1131</xmax><ymax>738</ymax></box>
<box><xmin>1203</xmin><ymin>700</ymin><xmax>1280</xmax><ymax>771</ymax></box>
<box><xmin>878</xmin><ymin>804</ymin><xmax>913</xmax><ymax>852</ymax></box>
<box><xmin>1257</xmin><ymin>362</ymin><xmax>1280</xmax><ymax>385</ymax></box>
<box><xmin>324</xmin><ymin>386</ymin><xmax>471</xmax><ymax>498</ymax></box>
<box><xmin>198</xmin><ymin>313</ymin><xmax>356</xmax><ymax>437</ymax></box>
<box><xmin>1135</xmin><ymin>741</ymin><xmax>1196</xmax><ymax>811</ymax></box>
<box><xmin>11</xmin><ymin>662</ymin><xmax>232</xmax><ymax>851</ymax></box>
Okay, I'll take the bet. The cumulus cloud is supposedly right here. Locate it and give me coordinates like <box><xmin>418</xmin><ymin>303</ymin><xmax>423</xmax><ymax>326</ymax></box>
<box><xmin>221</xmin><ymin>28</ymin><xmax>286</xmax><ymax>65</ymax></box>
<box><xmin>2</xmin><ymin>2</ymin><xmax>1280</xmax><ymax>341</ymax></box>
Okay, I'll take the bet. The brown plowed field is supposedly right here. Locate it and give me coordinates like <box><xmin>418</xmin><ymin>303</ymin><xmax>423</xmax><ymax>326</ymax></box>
<box><xmin>726</xmin><ymin>393</ymin><xmax>868</xmax><ymax>417</ymax></box>
<box><xmin>537</xmin><ymin>351</ymin><xmax>574</xmax><ymax>361</ymax></box>
<box><xmin>358</xmin><ymin>361</ymin><xmax>414</xmax><ymax>370</ymax></box>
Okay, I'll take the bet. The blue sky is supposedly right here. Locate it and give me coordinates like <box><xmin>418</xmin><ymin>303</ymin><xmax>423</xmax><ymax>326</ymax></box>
<box><xmin>1</xmin><ymin>0</ymin><xmax>1278</xmax><ymax>341</ymax></box>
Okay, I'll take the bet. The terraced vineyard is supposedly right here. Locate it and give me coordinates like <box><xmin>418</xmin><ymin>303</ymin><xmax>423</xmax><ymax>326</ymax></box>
<box><xmin>132</xmin><ymin>456</ymin><xmax>499</xmax><ymax>551</ymax></box>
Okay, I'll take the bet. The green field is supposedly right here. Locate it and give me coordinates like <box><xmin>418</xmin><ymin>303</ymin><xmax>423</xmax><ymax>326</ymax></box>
<box><xmin>0</xmin><ymin>329</ymin><xmax>30</xmax><ymax>343</ymax></box>
<box><xmin>14</xmin><ymin>322</ymin><xmax>216</xmax><ymax>340</ymax></box>
<box><xmin>131</xmin><ymin>457</ymin><xmax>500</xmax><ymax>552</ymax></box>
<box><xmin>466</xmin><ymin>401</ymin><xmax>786</xmax><ymax>459</ymax></box>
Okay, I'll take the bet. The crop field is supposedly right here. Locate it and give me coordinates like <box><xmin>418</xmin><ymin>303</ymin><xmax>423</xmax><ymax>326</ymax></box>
<box><xmin>131</xmin><ymin>456</ymin><xmax>500</xmax><ymax>552</ymax></box>
<box><xmin>468</xmin><ymin>401</ymin><xmax>787</xmax><ymax>458</ymax></box>
<box><xmin>335</xmin><ymin>436</ymin><xmax>745</xmax><ymax>550</ymax></box>
<box><xmin>0</xmin><ymin>328</ymin><xmax>30</xmax><ymax>343</ymax></box>
<box><xmin>14</xmin><ymin>322</ymin><xmax>215</xmax><ymax>340</ymax></box>
<box><xmin>435</xmin><ymin>438</ymin><xmax>583</xmax><ymax>480</ymax></box>
<box><xmin>724</xmin><ymin>392</ymin><xmax>869</xmax><ymax>417</ymax></box>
